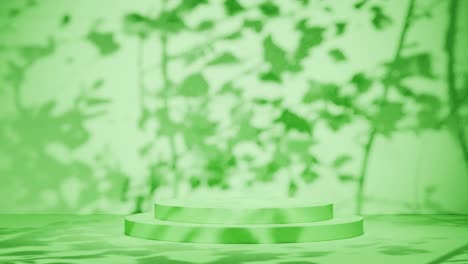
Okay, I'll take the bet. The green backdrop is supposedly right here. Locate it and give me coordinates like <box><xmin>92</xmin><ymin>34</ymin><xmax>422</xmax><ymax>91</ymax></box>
<box><xmin>0</xmin><ymin>0</ymin><xmax>467</xmax><ymax>214</ymax></box>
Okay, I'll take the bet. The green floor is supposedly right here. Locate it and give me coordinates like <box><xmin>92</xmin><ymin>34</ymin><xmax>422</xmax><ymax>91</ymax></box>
<box><xmin>0</xmin><ymin>215</ymin><xmax>467</xmax><ymax>264</ymax></box>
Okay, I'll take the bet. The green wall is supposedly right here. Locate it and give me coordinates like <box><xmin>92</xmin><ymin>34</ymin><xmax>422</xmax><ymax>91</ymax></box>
<box><xmin>0</xmin><ymin>0</ymin><xmax>467</xmax><ymax>214</ymax></box>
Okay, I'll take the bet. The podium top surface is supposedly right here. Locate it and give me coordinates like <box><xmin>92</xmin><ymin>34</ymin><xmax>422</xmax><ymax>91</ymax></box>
<box><xmin>155</xmin><ymin>197</ymin><xmax>331</xmax><ymax>209</ymax></box>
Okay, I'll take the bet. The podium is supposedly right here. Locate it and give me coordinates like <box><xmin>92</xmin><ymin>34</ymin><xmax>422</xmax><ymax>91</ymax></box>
<box><xmin>125</xmin><ymin>198</ymin><xmax>363</xmax><ymax>243</ymax></box>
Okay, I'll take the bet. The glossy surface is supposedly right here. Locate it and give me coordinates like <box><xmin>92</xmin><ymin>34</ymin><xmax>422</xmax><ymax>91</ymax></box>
<box><xmin>1</xmin><ymin>215</ymin><xmax>468</xmax><ymax>263</ymax></box>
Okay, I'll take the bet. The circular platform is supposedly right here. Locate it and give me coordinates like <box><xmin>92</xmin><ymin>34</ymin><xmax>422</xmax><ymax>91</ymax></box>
<box><xmin>154</xmin><ymin>199</ymin><xmax>334</xmax><ymax>224</ymax></box>
<box><xmin>124</xmin><ymin>213</ymin><xmax>364</xmax><ymax>244</ymax></box>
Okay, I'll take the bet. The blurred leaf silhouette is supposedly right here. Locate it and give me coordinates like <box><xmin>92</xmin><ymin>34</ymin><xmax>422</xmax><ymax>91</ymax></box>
<box><xmin>370</xmin><ymin>5</ymin><xmax>392</xmax><ymax>30</ymax></box>
<box><xmin>207</xmin><ymin>52</ymin><xmax>240</xmax><ymax>66</ymax></box>
<box><xmin>262</xmin><ymin>35</ymin><xmax>298</xmax><ymax>82</ymax></box>
<box><xmin>1</xmin><ymin>0</ymin><xmax>467</xmax><ymax>214</ymax></box>
<box><xmin>224</xmin><ymin>0</ymin><xmax>244</xmax><ymax>16</ymax></box>
<box><xmin>275</xmin><ymin>109</ymin><xmax>311</xmax><ymax>134</ymax></box>
<box><xmin>179</xmin><ymin>73</ymin><xmax>209</xmax><ymax>97</ymax></box>
<box><xmin>87</xmin><ymin>31</ymin><xmax>120</xmax><ymax>56</ymax></box>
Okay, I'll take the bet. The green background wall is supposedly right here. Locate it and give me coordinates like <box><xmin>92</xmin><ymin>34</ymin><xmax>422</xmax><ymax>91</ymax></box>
<box><xmin>1</xmin><ymin>0</ymin><xmax>467</xmax><ymax>215</ymax></box>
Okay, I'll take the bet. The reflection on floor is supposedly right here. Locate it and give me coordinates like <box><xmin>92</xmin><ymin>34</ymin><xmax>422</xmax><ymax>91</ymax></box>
<box><xmin>0</xmin><ymin>215</ymin><xmax>467</xmax><ymax>264</ymax></box>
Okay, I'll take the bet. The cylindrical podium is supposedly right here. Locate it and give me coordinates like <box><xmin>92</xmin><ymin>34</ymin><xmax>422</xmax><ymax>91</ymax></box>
<box><xmin>124</xmin><ymin>198</ymin><xmax>364</xmax><ymax>244</ymax></box>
